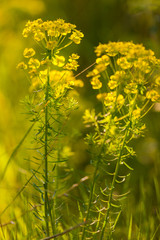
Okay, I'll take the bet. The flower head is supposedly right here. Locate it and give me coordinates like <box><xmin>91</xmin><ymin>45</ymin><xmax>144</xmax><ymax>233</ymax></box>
<box><xmin>17</xmin><ymin>19</ymin><xmax>84</xmax><ymax>90</ymax></box>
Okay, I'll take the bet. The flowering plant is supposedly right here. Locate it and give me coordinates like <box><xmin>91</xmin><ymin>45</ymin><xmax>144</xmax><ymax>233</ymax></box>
<box><xmin>17</xmin><ymin>19</ymin><xmax>84</xmax><ymax>237</ymax></box>
<box><xmin>82</xmin><ymin>41</ymin><xmax>160</xmax><ymax>239</ymax></box>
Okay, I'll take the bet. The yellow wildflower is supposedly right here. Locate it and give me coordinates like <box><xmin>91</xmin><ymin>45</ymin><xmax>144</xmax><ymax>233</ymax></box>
<box><xmin>23</xmin><ymin>48</ymin><xmax>35</xmax><ymax>58</ymax></box>
<box><xmin>28</xmin><ymin>58</ymin><xmax>40</xmax><ymax>69</ymax></box>
<box><xmin>134</xmin><ymin>58</ymin><xmax>151</xmax><ymax>73</ymax></box>
<box><xmin>108</xmin><ymin>80</ymin><xmax>118</xmax><ymax>89</ymax></box>
<box><xmin>22</xmin><ymin>28</ymin><xmax>30</xmax><ymax>38</ymax></box>
<box><xmin>104</xmin><ymin>92</ymin><xmax>116</xmax><ymax>106</ymax></box>
<box><xmin>108</xmin><ymin>71</ymin><xmax>125</xmax><ymax>89</ymax></box>
<box><xmin>95</xmin><ymin>63</ymin><xmax>107</xmax><ymax>73</ymax></box>
<box><xmin>132</xmin><ymin>108</ymin><xmax>141</xmax><ymax>119</ymax></box>
<box><xmin>124</xmin><ymin>83</ymin><xmax>138</xmax><ymax>94</ymax></box>
<box><xmin>69</xmin><ymin>30</ymin><xmax>84</xmax><ymax>44</ymax></box>
<box><xmin>90</xmin><ymin>76</ymin><xmax>102</xmax><ymax>89</ymax></box>
<box><xmin>117</xmin><ymin>57</ymin><xmax>132</xmax><ymax>69</ymax></box>
<box><xmin>94</xmin><ymin>55</ymin><xmax>110</xmax><ymax>74</ymax></box>
<box><xmin>146</xmin><ymin>90</ymin><xmax>160</xmax><ymax>102</ymax></box>
<box><xmin>47</xmin><ymin>29</ymin><xmax>59</xmax><ymax>37</ymax></box>
<box><xmin>64</xmin><ymin>54</ymin><xmax>80</xmax><ymax>71</ymax></box>
<box><xmin>96</xmin><ymin>55</ymin><xmax>110</xmax><ymax>66</ymax></box>
<box><xmin>22</xmin><ymin>19</ymin><xmax>84</xmax><ymax>62</ymax></box>
<box><xmin>105</xmin><ymin>44</ymin><xmax>119</xmax><ymax>57</ymax></box>
<box><xmin>34</xmin><ymin>31</ymin><xmax>45</xmax><ymax>41</ymax></box>
<box><xmin>70</xmin><ymin>53</ymin><xmax>80</xmax><ymax>60</ymax></box>
<box><xmin>96</xmin><ymin>93</ymin><xmax>107</xmax><ymax>101</ymax></box>
<box><xmin>53</xmin><ymin>55</ymin><xmax>65</xmax><ymax>67</ymax></box>
<box><xmin>64</xmin><ymin>56</ymin><xmax>79</xmax><ymax>71</ymax></box>
<box><xmin>95</xmin><ymin>43</ymin><xmax>108</xmax><ymax>56</ymax></box>
<box><xmin>16</xmin><ymin>62</ymin><xmax>27</xmax><ymax>70</ymax></box>
<box><xmin>117</xmin><ymin>94</ymin><xmax>125</xmax><ymax>105</ymax></box>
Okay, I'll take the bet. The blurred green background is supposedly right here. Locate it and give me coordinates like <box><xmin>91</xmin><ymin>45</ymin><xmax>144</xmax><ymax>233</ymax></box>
<box><xmin>1</xmin><ymin>0</ymin><xmax>160</xmax><ymax>237</ymax></box>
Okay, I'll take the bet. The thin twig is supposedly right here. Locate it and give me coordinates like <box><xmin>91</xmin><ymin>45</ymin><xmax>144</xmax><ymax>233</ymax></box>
<box><xmin>74</xmin><ymin>62</ymin><xmax>96</xmax><ymax>78</ymax></box>
<box><xmin>40</xmin><ymin>221</ymin><xmax>87</xmax><ymax>240</ymax></box>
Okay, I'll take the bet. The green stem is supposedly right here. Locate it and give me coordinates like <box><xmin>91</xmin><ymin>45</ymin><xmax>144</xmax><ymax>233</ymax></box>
<box><xmin>81</xmin><ymin>156</ymin><xmax>101</xmax><ymax>240</ymax></box>
<box><xmin>82</xmin><ymin>89</ymin><xmax>120</xmax><ymax>239</ymax></box>
<box><xmin>100</xmin><ymin>92</ymin><xmax>138</xmax><ymax>239</ymax></box>
<box><xmin>44</xmin><ymin>66</ymin><xmax>50</xmax><ymax>236</ymax></box>
<box><xmin>100</xmin><ymin>124</ymin><xmax>129</xmax><ymax>239</ymax></box>
<box><xmin>81</xmin><ymin>118</ymin><xmax>113</xmax><ymax>240</ymax></box>
<box><xmin>50</xmin><ymin>149</ymin><xmax>60</xmax><ymax>235</ymax></box>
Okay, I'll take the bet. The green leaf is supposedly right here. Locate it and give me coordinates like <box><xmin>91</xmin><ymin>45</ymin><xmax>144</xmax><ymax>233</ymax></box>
<box><xmin>128</xmin><ymin>214</ymin><xmax>132</xmax><ymax>240</ymax></box>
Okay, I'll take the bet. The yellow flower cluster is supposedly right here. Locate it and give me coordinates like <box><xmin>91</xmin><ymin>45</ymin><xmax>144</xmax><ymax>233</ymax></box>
<box><xmin>49</xmin><ymin>70</ymin><xmax>83</xmax><ymax>98</ymax></box>
<box><xmin>17</xmin><ymin>18</ymin><xmax>84</xmax><ymax>67</ymax></box>
<box><xmin>29</xmin><ymin>67</ymin><xmax>83</xmax><ymax>93</ymax></box>
<box><xmin>108</xmin><ymin>71</ymin><xmax>125</xmax><ymax>89</ymax></box>
<box><xmin>22</xmin><ymin>18</ymin><xmax>83</xmax><ymax>52</ymax></box>
<box><xmin>87</xmin><ymin>41</ymin><xmax>160</xmax><ymax>106</ymax></box>
<box><xmin>64</xmin><ymin>53</ymin><xmax>80</xmax><ymax>71</ymax></box>
<box><xmin>17</xmin><ymin>19</ymin><xmax>84</xmax><ymax>94</ymax></box>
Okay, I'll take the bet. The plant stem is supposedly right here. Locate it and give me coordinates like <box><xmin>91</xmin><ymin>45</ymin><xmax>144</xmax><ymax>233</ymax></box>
<box><xmin>81</xmin><ymin>106</ymin><xmax>118</xmax><ymax>239</ymax></box>
<box><xmin>100</xmin><ymin>123</ymin><xmax>129</xmax><ymax>240</ymax></box>
<box><xmin>99</xmin><ymin>93</ymin><xmax>138</xmax><ymax>239</ymax></box>
<box><xmin>44</xmin><ymin>66</ymin><xmax>50</xmax><ymax>236</ymax></box>
<box><xmin>81</xmin><ymin>156</ymin><xmax>101</xmax><ymax>240</ymax></box>
<box><xmin>81</xmin><ymin>123</ymin><xmax>112</xmax><ymax>239</ymax></box>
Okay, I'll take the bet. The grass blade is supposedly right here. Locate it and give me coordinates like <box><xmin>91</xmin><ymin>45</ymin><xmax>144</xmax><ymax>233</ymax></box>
<box><xmin>0</xmin><ymin>123</ymin><xmax>35</xmax><ymax>182</ymax></box>
<box><xmin>0</xmin><ymin>164</ymin><xmax>40</xmax><ymax>216</ymax></box>
<box><xmin>128</xmin><ymin>214</ymin><xmax>132</xmax><ymax>240</ymax></box>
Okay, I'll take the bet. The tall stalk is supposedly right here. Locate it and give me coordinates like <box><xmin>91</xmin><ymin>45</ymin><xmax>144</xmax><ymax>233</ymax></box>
<box><xmin>100</xmin><ymin>124</ymin><xmax>129</xmax><ymax>239</ymax></box>
<box><xmin>82</xmin><ymin>88</ymin><xmax>119</xmax><ymax>240</ymax></box>
<box><xmin>44</xmin><ymin>66</ymin><xmax>50</xmax><ymax>236</ymax></box>
<box><xmin>81</xmin><ymin>156</ymin><xmax>101</xmax><ymax>240</ymax></box>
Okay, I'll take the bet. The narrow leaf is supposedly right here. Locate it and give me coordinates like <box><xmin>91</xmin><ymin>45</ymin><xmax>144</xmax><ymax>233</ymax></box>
<box><xmin>128</xmin><ymin>214</ymin><xmax>132</xmax><ymax>240</ymax></box>
<box><xmin>0</xmin><ymin>123</ymin><xmax>35</xmax><ymax>182</ymax></box>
